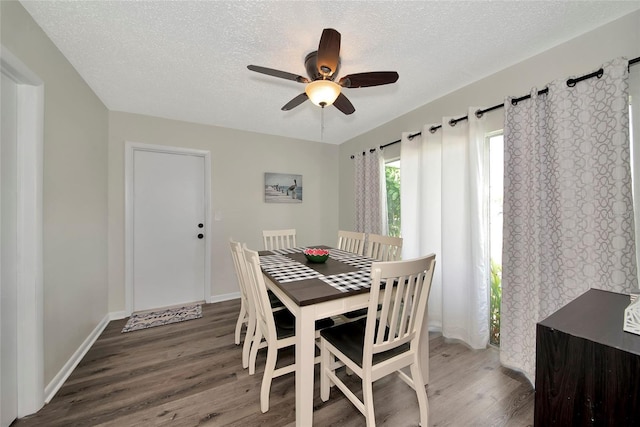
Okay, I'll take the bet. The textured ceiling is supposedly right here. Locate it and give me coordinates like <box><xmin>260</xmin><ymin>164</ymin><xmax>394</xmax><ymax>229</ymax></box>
<box><xmin>20</xmin><ymin>1</ymin><xmax>640</xmax><ymax>144</ymax></box>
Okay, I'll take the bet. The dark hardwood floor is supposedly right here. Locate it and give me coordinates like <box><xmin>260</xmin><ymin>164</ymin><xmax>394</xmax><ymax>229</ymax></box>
<box><xmin>13</xmin><ymin>299</ymin><xmax>534</xmax><ymax>426</ymax></box>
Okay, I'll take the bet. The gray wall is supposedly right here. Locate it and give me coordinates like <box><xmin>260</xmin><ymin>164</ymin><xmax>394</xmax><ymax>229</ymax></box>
<box><xmin>1</xmin><ymin>1</ymin><xmax>109</xmax><ymax>384</ymax></box>
<box><xmin>108</xmin><ymin>112</ymin><xmax>340</xmax><ymax>312</ymax></box>
<box><xmin>338</xmin><ymin>10</ymin><xmax>640</xmax><ymax>231</ymax></box>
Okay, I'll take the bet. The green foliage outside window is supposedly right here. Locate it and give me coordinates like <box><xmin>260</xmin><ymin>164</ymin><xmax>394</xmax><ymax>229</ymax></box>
<box><xmin>490</xmin><ymin>258</ymin><xmax>502</xmax><ymax>346</ymax></box>
<box><xmin>385</xmin><ymin>164</ymin><xmax>401</xmax><ymax>237</ymax></box>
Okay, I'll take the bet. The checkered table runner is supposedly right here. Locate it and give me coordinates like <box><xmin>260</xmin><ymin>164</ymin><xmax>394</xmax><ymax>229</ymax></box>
<box><xmin>259</xmin><ymin>254</ymin><xmax>297</xmax><ymax>267</ymax></box>
<box><xmin>261</xmin><ymin>263</ymin><xmax>322</xmax><ymax>283</ymax></box>
<box><xmin>329</xmin><ymin>249</ymin><xmax>374</xmax><ymax>271</ymax></box>
<box><xmin>320</xmin><ymin>270</ymin><xmax>371</xmax><ymax>293</ymax></box>
<box><xmin>271</xmin><ymin>246</ymin><xmax>307</xmax><ymax>255</ymax></box>
<box><xmin>328</xmin><ymin>248</ymin><xmax>360</xmax><ymax>259</ymax></box>
<box><xmin>260</xmin><ymin>246</ymin><xmax>374</xmax><ymax>292</ymax></box>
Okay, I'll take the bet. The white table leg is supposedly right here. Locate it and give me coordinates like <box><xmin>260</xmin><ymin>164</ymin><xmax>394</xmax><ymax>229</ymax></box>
<box><xmin>295</xmin><ymin>306</ymin><xmax>316</xmax><ymax>426</ymax></box>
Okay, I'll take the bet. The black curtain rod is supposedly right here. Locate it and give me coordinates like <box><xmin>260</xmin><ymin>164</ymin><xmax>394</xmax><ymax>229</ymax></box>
<box><xmin>370</xmin><ymin>56</ymin><xmax>640</xmax><ymax>153</ymax></box>
<box><xmin>349</xmin><ymin>148</ymin><xmax>377</xmax><ymax>159</ymax></box>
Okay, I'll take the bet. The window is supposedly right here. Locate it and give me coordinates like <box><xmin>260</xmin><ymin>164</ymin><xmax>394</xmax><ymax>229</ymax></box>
<box><xmin>385</xmin><ymin>160</ymin><xmax>401</xmax><ymax>237</ymax></box>
<box><xmin>488</xmin><ymin>133</ymin><xmax>504</xmax><ymax>346</ymax></box>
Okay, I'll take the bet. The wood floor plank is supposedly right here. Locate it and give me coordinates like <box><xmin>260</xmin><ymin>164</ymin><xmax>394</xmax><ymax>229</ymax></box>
<box><xmin>12</xmin><ymin>299</ymin><xmax>534</xmax><ymax>426</ymax></box>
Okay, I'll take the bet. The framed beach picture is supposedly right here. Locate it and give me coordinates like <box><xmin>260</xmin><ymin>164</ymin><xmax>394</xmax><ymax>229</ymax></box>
<box><xmin>264</xmin><ymin>173</ymin><xmax>302</xmax><ymax>203</ymax></box>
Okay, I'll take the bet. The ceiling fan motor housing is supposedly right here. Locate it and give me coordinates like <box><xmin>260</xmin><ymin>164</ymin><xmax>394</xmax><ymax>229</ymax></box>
<box><xmin>305</xmin><ymin>51</ymin><xmax>340</xmax><ymax>81</ymax></box>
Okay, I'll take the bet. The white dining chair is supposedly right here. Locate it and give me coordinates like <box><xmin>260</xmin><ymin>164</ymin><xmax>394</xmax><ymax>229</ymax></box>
<box><xmin>243</xmin><ymin>246</ymin><xmax>297</xmax><ymax>412</ymax></box>
<box><xmin>230</xmin><ymin>239</ymin><xmax>287</xmax><ymax>372</ymax></box>
<box><xmin>336</xmin><ymin>230</ymin><xmax>366</xmax><ymax>256</ymax></box>
<box><xmin>341</xmin><ymin>234</ymin><xmax>403</xmax><ymax>321</ymax></box>
<box><xmin>320</xmin><ymin>254</ymin><xmax>436</xmax><ymax>427</ymax></box>
<box><xmin>262</xmin><ymin>228</ymin><xmax>297</xmax><ymax>250</ymax></box>
<box><xmin>366</xmin><ymin>233</ymin><xmax>403</xmax><ymax>261</ymax></box>
<box><xmin>229</xmin><ymin>239</ymin><xmax>254</xmax><ymax>369</ymax></box>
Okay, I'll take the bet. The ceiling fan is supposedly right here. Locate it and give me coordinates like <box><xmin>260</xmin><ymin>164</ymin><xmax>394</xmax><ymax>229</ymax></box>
<box><xmin>247</xmin><ymin>28</ymin><xmax>399</xmax><ymax>115</ymax></box>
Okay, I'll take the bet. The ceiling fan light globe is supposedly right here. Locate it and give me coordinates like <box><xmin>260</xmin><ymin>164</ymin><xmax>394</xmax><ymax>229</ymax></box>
<box><xmin>305</xmin><ymin>80</ymin><xmax>341</xmax><ymax>107</ymax></box>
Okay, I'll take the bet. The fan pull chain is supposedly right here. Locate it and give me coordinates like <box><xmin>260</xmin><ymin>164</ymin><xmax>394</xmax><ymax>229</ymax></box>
<box><xmin>321</xmin><ymin>106</ymin><xmax>325</xmax><ymax>141</ymax></box>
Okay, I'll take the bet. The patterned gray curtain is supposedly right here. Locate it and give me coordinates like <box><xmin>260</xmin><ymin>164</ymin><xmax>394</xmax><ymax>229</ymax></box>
<box><xmin>500</xmin><ymin>58</ymin><xmax>637</xmax><ymax>384</ymax></box>
<box><xmin>354</xmin><ymin>150</ymin><xmax>382</xmax><ymax>234</ymax></box>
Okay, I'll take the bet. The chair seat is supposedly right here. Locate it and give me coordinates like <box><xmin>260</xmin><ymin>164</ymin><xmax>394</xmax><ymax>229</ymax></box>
<box><xmin>342</xmin><ymin>308</ymin><xmax>367</xmax><ymax>319</ymax></box>
<box><xmin>315</xmin><ymin>317</ymin><xmax>335</xmax><ymax>329</ymax></box>
<box><xmin>273</xmin><ymin>310</ymin><xmax>296</xmax><ymax>339</ymax></box>
<box><xmin>320</xmin><ymin>318</ymin><xmax>409</xmax><ymax>368</ymax></box>
<box><xmin>268</xmin><ymin>290</ymin><xmax>285</xmax><ymax>309</ymax></box>
<box><xmin>274</xmin><ymin>309</ymin><xmax>334</xmax><ymax>335</ymax></box>
<box><xmin>342</xmin><ymin>304</ymin><xmax>382</xmax><ymax>319</ymax></box>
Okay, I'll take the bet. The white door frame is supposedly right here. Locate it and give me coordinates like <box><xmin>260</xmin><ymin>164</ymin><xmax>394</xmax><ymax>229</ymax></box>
<box><xmin>0</xmin><ymin>46</ymin><xmax>45</xmax><ymax>417</ymax></box>
<box><xmin>125</xmin><ymin>142</ymin><xmax>212</xmax><ymax>315</ymax></box>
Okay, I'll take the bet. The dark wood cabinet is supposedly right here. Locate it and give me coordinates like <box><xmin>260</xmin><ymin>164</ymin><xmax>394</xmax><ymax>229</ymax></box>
<box><xmin>535</xmin><ymin>289</ymin><xmax>640</xmax><ymax>426</ymax></box>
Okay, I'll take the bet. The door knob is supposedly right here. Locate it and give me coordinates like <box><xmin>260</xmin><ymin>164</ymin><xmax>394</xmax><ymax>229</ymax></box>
<box><xmin>197</xmin><ymin>233</ymin><xmax>204</xmax><ymax>239</ymax></box>
<box><xmin>198</xmin><ymin>223</ymin><xmax>204</xmax><ymax>228</ymax></box>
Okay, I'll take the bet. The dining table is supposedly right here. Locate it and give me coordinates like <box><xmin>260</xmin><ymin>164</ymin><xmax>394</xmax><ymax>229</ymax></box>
<box><xmin>258</xmin><ymin>245</ymin><xmax>430</xmax><ymax>426</ymax></box>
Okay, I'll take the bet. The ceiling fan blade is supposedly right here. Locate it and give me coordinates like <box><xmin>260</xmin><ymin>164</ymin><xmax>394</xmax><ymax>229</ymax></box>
<box><xmin>281</xmin><ymin>93</ymin><xmax>309</xmax><ymax>111</ymax></box>
<box><xmin>333</xmin><ymin>93</ymin><xmax>355</xmax><ymax>115</ymax></box>
<box><xmin>247</xmin><ymin>65</ymin><xmax>310</xmax><ymax>83</ymax></box>
<box><xmin>317</xmin><ymin>28</ymin><xmax>341</xmax><ymax>77</ymax></box>
<box><xmin>338</xmin><ymin>71</ymin><xmax>399</xmax><ymax>88</ymax></box>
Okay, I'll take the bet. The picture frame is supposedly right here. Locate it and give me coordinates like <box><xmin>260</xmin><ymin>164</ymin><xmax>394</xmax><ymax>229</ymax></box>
<box><xmin>264</xmin><ymin>173</ymin><xmax>302</xmax><ymax>203</ymax></box>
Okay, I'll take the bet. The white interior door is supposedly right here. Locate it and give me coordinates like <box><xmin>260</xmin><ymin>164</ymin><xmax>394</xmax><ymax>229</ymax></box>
<box><xmin>132</xmin><ymin>149</ymin><xmax>207</xmax><ymax>312</ymax></box>
<box><xmin>1</xmin><ymin>72</ymin><xmax>19</xmax><ymax>427</ymax></box>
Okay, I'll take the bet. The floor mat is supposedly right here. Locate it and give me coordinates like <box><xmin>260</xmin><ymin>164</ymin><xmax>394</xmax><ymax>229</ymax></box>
<box><xmin>121</xmin><ymin>303</ymin><xmax>202</xmax><ymax>333</ymax></box>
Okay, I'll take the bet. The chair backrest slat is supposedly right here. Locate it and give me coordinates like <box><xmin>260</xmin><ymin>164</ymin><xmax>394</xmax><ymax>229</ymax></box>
<box><xmin>364</xmin><ymin>254</ymin><xmax>436</xmax><ymax>364</ymax></box>
<box><xmin>366</xmin><ymin>234</ymin><xmax>403</xmax><ymax>261</ymax></box>
<box><xmin>336</xmin><ymin>230</ymin><xmax>366</xmax><ymax>256</ymax></box>
<box><xmin>230</xmin><ymin>239</ymin><xmax>252</xmax><ymax>310</ymax></box>
<box><xmin>243</xmin><ymin>246</ymin><xmax>277</xmax><ymax>341</ymax></box>
<box><xmin>263</xmin><ymin>229</ymin><xmax>297</xmax><ymax>250</ymax></box>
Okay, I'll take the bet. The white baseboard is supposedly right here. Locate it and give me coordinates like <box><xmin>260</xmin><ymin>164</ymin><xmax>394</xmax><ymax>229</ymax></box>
<box><xmin>109</xmin><ymin>310</ymin><xmax>128</xmax><ymax>320</ymax></box>
<box><xmin>428</xmin><ymin>322</ymin><xmax>443</xmax><ymax>332</ymax></box>
<box><xmin>210</xmin><ymin>292</ymin><xmax>240</xmax><ymax>303</ymax></box>
<box><xmin>44</xmin><ymin>313</ymin><xmax>110</xmax><ymax>403</ymax></box>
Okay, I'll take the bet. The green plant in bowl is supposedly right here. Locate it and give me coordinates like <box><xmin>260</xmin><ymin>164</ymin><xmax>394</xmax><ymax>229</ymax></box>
<box><xmin>304</xmin><ymin>248</ymin><xmax>329</xmax><ymax>263</ymax></box>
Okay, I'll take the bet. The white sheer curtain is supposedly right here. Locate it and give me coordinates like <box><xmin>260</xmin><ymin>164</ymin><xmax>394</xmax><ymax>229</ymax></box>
<box><xmin>354</xmin><ymin>150</ymin><xmax>386</xmax><ymax>235</ymax></box>
<box><xmin>401</xmin><ymin>128</ymin><xmax>443</xmax><ymax>328</ymax></box>
<box><xmin>500</xmin><ymin>58</ymin><xmax>637</xmax><ymax>384</ymax></box>
<box><xmin>401</xmin><ymin>107</ymin><xmax>489</xmax><ymax>349</ymax></box>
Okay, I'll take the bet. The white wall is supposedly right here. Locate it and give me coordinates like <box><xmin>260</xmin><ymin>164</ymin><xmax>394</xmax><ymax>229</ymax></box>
<box><xmin>108</xmin><ymin>112</ymin><xmax>340</xmax><ymax>312</ymax></box>
<box><xmin>338</xmin><ymin>10</ymin><xmax>640</xmax><ymax>230</ymax></box>
<box><xmin>1</xmin><ymin>2</ymin><xmax>109</xmax><ymax>385</ymax></box>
